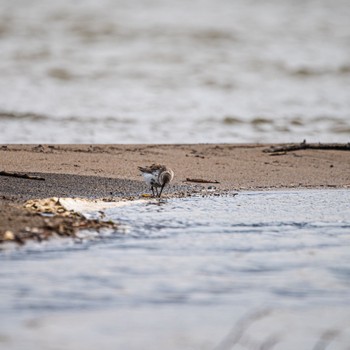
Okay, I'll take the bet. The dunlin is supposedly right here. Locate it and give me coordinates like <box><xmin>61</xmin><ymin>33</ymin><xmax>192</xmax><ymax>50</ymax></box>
<box><xmin>138</xmin><ymin>164</ymin><xmax>174</xmax><ymax>197</ymax></box>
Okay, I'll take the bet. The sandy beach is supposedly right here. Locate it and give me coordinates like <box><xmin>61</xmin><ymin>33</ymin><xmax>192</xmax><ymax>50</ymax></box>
<box><xmin>1</xmin><ymin>143</ymin><xmax>350</xmax><ymax>243</ymax></box>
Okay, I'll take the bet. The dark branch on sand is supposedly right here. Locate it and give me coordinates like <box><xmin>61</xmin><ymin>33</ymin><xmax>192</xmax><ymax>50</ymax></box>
<box><xmin>263</xmin><ymin>140</ymin><xmax>350</xmax><ymax>154</ymax></box>
<box><xmin>0</xmin><ymin>171</ymin><xmax>45</xmax><ymax>181</ymax></box>
<box><xmin>186</xmin><ymin>178</ymin><xmax>220</xmax><ymax>184</ymax></box>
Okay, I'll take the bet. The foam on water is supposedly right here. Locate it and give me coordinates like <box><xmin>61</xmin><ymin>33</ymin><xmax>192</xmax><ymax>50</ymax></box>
<box><xmin>0</xmin><ymin>190</ymin><xmax>350</xmax><ymax>349</ymax></box>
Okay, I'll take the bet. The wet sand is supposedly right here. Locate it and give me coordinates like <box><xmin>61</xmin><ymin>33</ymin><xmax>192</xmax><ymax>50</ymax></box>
<box><xmin>1</xmin><ymin>144</ymin><xmax>350</xmax><ymax>243</ymax></box>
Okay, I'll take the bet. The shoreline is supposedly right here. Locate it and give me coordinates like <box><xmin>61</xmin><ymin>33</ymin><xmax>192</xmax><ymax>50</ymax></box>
<box><xmin>1</xmin><ymin>143</ymin><xmax>350</xmax><ymax>244</ymax></box>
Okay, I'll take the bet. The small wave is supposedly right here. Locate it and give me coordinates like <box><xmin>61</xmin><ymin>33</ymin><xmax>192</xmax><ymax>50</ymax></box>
<box><xmin>0</xmin><ymin>111</ymin><xmax>136</xmax><ymax>124</ymax></box>
<box><xmin>222</xmin><ymin>116</ymin><xmax>244</xmax><ymax>125</ymax></box>
<box><xmin>0</xmin><ymin>112</ymin><xmax>48</xmax><ymax>121</ymax></box>
<box><xmin>290</xmin><ymin>118</ymin><xmax>304</xmax><ymax>126</ymax></box>
<box><xmin>285</xmin><ymin>64</ymin><xmax>350</xmax><ymax>77</ymax></box>
<box><xmin>69</xmin><ymin>21</ymin><xmax>118</xmax><ymax>41</ymax></box>
<box><xmin>330</xmin><ymin>126</ymin><xmax>350</xmax><ymax>134</ymax></box>
<box><xmin>0</xmin><ymin>23</ymin><xmax>9</xmax><ymax>37</ymax></box>
<box><xmin>339</xmin><ymin>65</ymin><xmax>350</xmax><ymax>73</ymax></box>
<box><xmin>63</xmin><ymin>115</ymin><xmax>136</xmax><ymax>124</ymax></box>
<box><xmin>251</xmin><ymin>117</ymin><xmax>274</xmax><ymax>125</ymax></box>
<box><xmin>218</xmin><ymin>114</ymin><xmax>349</xmax><ymax>129</ymax></box>
<box><xmin>47</xmin><ymin>67</ymin><xmax>75</xmax><ymax>81</ymax></box>
<box><xmin>189</xmin><ymin>28</ymin><xmax>237</xmax><ymax>43</ymax></box>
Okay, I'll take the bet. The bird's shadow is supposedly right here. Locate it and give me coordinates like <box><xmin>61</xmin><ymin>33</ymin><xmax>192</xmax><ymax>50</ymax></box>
<box><xmin>145</xmin><ymin>198</ymin><xmax>168</xmax><ymax>206</ymax></box>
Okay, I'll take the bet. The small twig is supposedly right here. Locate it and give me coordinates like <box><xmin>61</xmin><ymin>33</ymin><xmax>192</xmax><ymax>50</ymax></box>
<box><xmin>186</xmin><ymin>178</ymin><xmax>220</xmax><ymax>184</ymax></box>
<box><xmin>0</xmin><ymin>171</ymin><xmax>45</xmax><ymax>181</ymax></box>
<box><xmin>263</xmin><ymin>140</ymin><xmax>350</xmax><ymax>154</ymax></box>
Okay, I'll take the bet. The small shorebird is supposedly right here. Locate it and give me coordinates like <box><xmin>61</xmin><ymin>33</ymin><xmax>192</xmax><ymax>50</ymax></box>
<box><xmin>138</xmin><ymin>164</ymin><xmax>174</xmax><ymax>198</ymax></box>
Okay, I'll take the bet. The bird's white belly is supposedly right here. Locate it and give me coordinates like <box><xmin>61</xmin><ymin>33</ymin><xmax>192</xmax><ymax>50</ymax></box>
<box><xmin>142</xmin><ymin>172</ymin><xmax>159</xmax><ymax>187</ymax></box>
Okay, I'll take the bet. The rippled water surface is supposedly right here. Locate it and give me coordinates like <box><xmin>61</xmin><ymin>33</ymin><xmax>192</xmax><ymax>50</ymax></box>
<box><xmin>1</xmin><ymin>190</ymin><xmax>350</xmax><ymax>349</ymax></box>
<box><xmin>1</xmin><ymin>0</ymin><xmax>350</xmax><ymax>143</ymax></box>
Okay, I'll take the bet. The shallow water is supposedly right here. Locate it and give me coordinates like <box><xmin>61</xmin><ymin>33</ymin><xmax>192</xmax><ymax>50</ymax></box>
<box><xmin>1</xmin><ymin>0</ymin><xmax>350</xmax><ymax>143</ymax></box>
<box><xmin>1</xmin><ymin>190</ymin><xmax>350</xmax><ymax>349</ymax></box>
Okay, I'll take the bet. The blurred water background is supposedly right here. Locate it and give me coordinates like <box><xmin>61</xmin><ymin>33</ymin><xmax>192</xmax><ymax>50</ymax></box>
<box><xmin>1</xmin><ymin>0</ymin><xmax>350</xmax><ymax>143</ymax></box>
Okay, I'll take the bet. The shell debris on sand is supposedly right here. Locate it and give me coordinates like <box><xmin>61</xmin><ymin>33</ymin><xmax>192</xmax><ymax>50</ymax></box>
<box><xmin>0</xmin><ymin>198</ymin><xmax>118</xmax><ymax>245</ymax></box>
<box><xmin>3</xmin><ymin>230</ymin><xmax>15</xmax><ymax>241</ymax></box>
<box><xmin>24</xmin><ymin>197</ymin><xmax>78</xmax><ymax>217</ymax></box>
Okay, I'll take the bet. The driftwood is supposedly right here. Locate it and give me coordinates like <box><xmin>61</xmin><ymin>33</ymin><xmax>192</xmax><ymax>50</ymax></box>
<box><xmin>186</xmin><ymin>178</ymin><xmax>220</xmax><ymax>184</ymax></box>
<box><xmin>263</xmin><ymin>140</ymin><xmax>350</xmax><ymax>154</ymax></box>
<box><xmin>0</xmin><ymin>171</ymin><xmax>45</xmax><ymax>181</ymax></box>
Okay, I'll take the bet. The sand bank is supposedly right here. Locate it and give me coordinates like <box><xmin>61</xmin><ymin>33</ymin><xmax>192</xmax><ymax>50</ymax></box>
<box><xmin>1</xmin><ymin>144</ymin><xmax>349</xmax><ymax>243</ymax></box>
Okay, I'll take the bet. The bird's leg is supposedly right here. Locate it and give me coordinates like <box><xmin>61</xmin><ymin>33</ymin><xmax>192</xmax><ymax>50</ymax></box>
<box><xmin>158</xmin><ymin>183</ymin><xmax>165</xmax><ymax>198</ymax></box>
<box><xmin>151</xmin><ymin>186</ymin><xmax>155</xmax><ymax>197</ymax></box>
<box><xmin>154</xmin><ymin>186</ymin><xmax>159</xmax><ymax>197</ymax></box>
